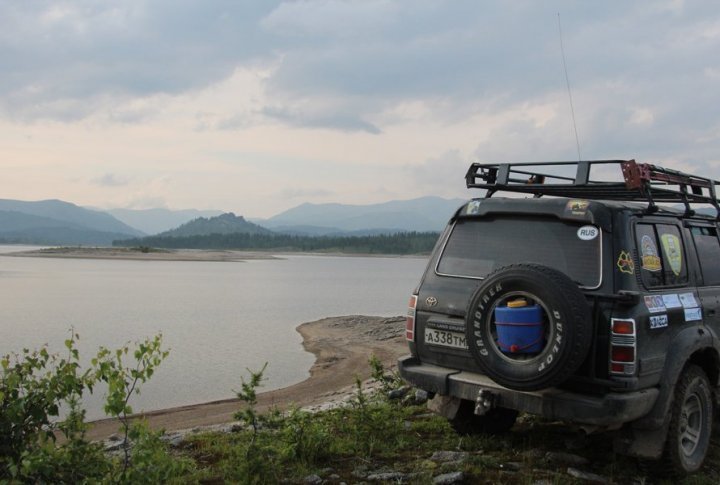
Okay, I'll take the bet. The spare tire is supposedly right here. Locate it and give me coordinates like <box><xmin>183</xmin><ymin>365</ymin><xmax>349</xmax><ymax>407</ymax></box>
<box><xmin>465</xmin><ymin>263</ymin><xmax>592</xmax><ymax>391</ymax></box>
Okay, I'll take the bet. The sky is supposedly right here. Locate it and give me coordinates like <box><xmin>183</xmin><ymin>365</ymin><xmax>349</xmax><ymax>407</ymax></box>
<box><xmin>1</xmin><ymin>1</ymin><xmax>719</xmax><ymax>218</ymax></box>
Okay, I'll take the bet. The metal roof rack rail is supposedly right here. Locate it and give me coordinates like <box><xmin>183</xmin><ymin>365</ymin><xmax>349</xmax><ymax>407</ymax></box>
<box><xmin>465</xmin><ymin>159</ymin><xmax>720</xmax><ymax>218</ymax></box>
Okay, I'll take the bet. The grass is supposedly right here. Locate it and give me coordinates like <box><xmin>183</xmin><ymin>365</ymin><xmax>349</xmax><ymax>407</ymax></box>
<box><xmin>155</xmin><ymin>385</ymin><xmax>720</xmax><ymax>484</ymax></box>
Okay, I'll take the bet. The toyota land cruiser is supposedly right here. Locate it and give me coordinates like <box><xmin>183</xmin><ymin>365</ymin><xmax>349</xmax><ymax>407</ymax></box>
<box><xmin>399</xmin><ymin>160</ymin><xmax>720</xmax><ymax>475</ymax></box>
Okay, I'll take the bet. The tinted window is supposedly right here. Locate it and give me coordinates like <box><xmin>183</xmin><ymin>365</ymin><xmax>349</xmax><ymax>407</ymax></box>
<box><xmin>437</xmin><ymin>216</ymin><xmax>601</xmax><ymax>287</ymax></box>
<box><xmin>636</xmin><ymin>223</ymin><xmax>688</xmax><ymax>288</ymax></box>
<box><xmin>691</xmin><ymin>226</ymin><xmax>720</xmax><ymax>285</ymax></box>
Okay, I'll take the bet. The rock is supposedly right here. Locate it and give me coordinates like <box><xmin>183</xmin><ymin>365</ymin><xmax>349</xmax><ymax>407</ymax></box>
<box><xmin>415</xmin><ymin>389</ymin><xmax>429</xmax><ymax>404</ymax></box>
<box><xmin>303</xmin><ymin>474</ymin><xmax>322</xmax><ymax>484</ymax></box>
<box><xmin>430</xmin><ymin>451</ymin><xmax>469</xmax><ymax>462</ymax></box>
<box><xmin>388</xmin><ymin>386</ymin><xmax>410</xmax><ymax>400</ymax></box>
<box><xmin>107</xmin><ymin>433</ymin><xmax>121</xmax><ymax>442</ymax></box>
<box><xmin>367</xmin><ymin>471</ymin><xmax>407</xmax><ymax>481</ymax></box>
<box><xmin>521</xmin><ymin>449</ymin><xmax>544</xmax><ymax>460</ymax></box>
<box><xmin>103</xmin><ymin>440</ymin><xmax>125</xmax><ymax>452</ymax></box>
<box><xmin>500</xmin><ymin>462</ymin><xmax>522</xmax><ymax>471</ymax></box>
<box><xmin>161</xmin><ymin>432</ymin><xmax>185</xmax><ymax>448</ymax></box>
<box><xmin>545</xmin><ymin>451</ymin><xmax>590</xmax><ymax>466</ymax></box>
<box><xmin>566</xmin><ymin>467</ymin><xmax>609</xmax><ymax>484</ymax></box>
<box><xmin>433</xmin><ymin>471</ymin><xmax>464</xmax><ymax>484</ymax></box>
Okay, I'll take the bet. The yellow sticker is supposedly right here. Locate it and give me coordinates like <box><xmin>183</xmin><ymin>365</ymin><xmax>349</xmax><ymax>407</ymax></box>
<box><xmin>566</xmin><ymin>199</ymin><xmax>590</xmax><ymax>216</ymax></box>
<box><xmin>641</xmin><ymin>235</ymin><xmax>662</xmax><ymax>272</ymax></box>
<box><xmin>661</xmin><ymin>234</ymin><xmax>682</xmax><ymax>276</ymax></box>
<box><xmin>617</xmin><ymin>250</ymin><xmax>635</xmax><ymax>274</ymax></box>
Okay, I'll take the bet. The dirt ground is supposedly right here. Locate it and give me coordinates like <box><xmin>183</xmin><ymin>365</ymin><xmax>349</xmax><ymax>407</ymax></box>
<box><xmin>86</xmin><ymin>315</ymin><xmax>408</xmax><ymax>441</ymax></box>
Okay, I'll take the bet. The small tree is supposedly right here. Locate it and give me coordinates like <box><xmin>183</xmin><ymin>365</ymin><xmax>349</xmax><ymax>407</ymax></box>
<box><xmin>93</xmin><ymin>334</ymin><xmax>169</xmax><ymax>471</ymax></box>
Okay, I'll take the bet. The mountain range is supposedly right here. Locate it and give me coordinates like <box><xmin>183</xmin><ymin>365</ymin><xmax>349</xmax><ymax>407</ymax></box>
<box><xmin>0</xmin><ymin>199</ymin><xmax>144</xmax><ymax>245</ymax></box>
<box><xmin>0</xmin><ymin>196</ymin><xmax>464</xmax><ymax>246</ymax></box>
<box><xmin>256</xmin><ymin>196</ymin><xmax>464</xmax><ymax>235</ymax></box>
<box><xmin>106</xmin><ymin>208</ymin><xmax>224</xmax><ymax>235</ymax></box>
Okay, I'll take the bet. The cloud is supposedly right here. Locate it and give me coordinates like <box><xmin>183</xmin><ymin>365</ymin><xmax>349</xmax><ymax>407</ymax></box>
<box><xmin>91</xmin><ymin>173</ymin><xmax>130</xmax><ymax>187</ymax></box>
<box><xmin>1</xmin><ymin>0</ymin><xmax>720</xmax><ymax>169</ymax></box>
<box><xmin>125</xmin><ymin>196</ymin><xmax>169</xmax><ymax>210</ymax></box>
<box><xmin>261</xmin><ymin>106</ymin><xmax>381</xmax><ymax>134</ymax></box>
<box><xmin>0</xmin><ymin>1</ymin><xmax>281</xmax><ymax>120</ymax></box>
<box><xmin>409</xmin><ymin>150</ymin><xmax>469</xmax><ymax>198</ymax></box>
<box><xmin>277</xmin><ymin>187</ymin><xmax>335</xmax><ymax>199</ymax></box>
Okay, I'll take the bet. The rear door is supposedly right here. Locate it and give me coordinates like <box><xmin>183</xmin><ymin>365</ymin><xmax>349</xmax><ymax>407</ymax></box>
<box><xmin>686</xmin><ymin>223</ymin><xmax>720</xmax><ymax>336</ymax></box>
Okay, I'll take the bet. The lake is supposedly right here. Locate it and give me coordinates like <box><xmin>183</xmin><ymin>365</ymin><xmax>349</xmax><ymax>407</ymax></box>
<box><xmin>0</xmin><ymin>246</ymin><xmax>427</xmax><ymax>420</ymax></box>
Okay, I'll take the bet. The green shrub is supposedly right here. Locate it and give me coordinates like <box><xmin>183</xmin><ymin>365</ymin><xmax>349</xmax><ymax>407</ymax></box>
<box><xmin>0</xmin><ymin>332</ymin><xmax>105</xmax><ymax>481</ymax></box>
<box><xmin>0</xmin><ymin>332</ymin><xmax>177</xmax><ymax>483</ymax></box>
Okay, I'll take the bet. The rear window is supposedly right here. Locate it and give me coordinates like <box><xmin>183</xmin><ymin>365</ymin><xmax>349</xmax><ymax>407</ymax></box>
<box><xmin>436</xmin><ymin>216</ymin><xmax>602</xmax><ymax>288</ymax></box>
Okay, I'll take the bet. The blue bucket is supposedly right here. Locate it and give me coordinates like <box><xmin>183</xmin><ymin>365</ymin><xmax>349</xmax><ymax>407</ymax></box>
<box><xmin>495</xmin><ymin>302</ymin><xmax>544</xmax><ymax>354</ymax></box>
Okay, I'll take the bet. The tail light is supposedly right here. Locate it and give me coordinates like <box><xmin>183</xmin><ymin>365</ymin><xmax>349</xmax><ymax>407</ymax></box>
<box><xmin>406</xmin><ymin>295</ymin><xmax>418</xmax><ymax>341</ymax></box>
<box><xmin>610</xmin><ymin>318</ymin><xmax>636</xmax><ymax>376</ymax></box>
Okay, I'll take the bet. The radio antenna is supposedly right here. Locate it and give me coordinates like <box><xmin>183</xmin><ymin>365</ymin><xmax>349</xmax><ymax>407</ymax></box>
<box><xmin>558</xmin><ymin>13</ymin><xmax>582</xmax><ymax>161</ymax></box>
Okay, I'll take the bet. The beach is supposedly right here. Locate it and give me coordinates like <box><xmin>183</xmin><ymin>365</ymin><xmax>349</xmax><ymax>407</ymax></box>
<box><xmin>5</xmin><ymin>247</ymin><xmax>279</xmax><ymax>262</ymax></box>
<box><xmin>86</xmin><ymin>315</ymin><xmax>408</xmax><ymax>441</ymax></box>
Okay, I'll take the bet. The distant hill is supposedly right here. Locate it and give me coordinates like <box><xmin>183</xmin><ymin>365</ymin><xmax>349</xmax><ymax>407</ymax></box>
<box><xmin>153</xmin><ymin>213</ymin><xmax>273</xmax><ymax>238</ymax></box>
<box><xmin>0</xmin><ymin>199</ymin><xmax>144</xmax><ymax>245</ymax></box>
<box><xmin>106</xmin><ymin>208</ymin><xmax>224</xmax><ymax>235</ymax></box>
<box><xmin>260</xmin><ymin>196</ymin><xmax>465</xmax><ymax>234</ymax></box>
<box><xmin>0</xmin><ymin>199</ymin><xmax>143</xmax><ymax>236</ymax></box>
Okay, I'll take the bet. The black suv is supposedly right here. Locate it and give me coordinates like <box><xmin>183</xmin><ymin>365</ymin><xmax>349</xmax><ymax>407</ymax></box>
<box><xmin>399</xmin><ymin>160</ymin><xmax>720</xmax><ymax>475</ymax></box>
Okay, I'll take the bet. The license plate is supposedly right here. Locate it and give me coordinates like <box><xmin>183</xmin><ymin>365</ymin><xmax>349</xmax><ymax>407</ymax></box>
<box><xmin>424</xmin><ymin>328</ymin><xmax>468</xmax><ymax>350</ymax></box>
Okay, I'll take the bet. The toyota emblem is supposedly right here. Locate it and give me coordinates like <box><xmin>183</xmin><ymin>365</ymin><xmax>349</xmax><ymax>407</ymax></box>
<box><xmin>425</xmin><ymin>296</ymin><xmax>438</xmax><ymax>307</ymax></box>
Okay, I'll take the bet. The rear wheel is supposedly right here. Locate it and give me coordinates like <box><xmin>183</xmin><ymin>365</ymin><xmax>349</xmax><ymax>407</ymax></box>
<box><xmin>664</xmin><ymin>365</ymin><xmax>713</xmax><ymax>475</ymax></box>
<box><xmin>449</xmin><ymin>399</ymin><xmax>518</xmax><ymax>435</ymax></box>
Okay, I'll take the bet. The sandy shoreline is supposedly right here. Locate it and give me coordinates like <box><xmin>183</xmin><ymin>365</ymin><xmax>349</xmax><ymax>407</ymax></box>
<box><xmin>4</xmin><ymin>247</ymin><xmax>427</xmax><ymax>262</ymax></box>
<box><xmin>86</xmin><ymin>315</ymin><xmax>408</xmax><ymax>441</ymax></box>
<box><xmin>4</xmin><ymin>247</ymin><xmax>279</xmax><ymax>262</ymax></box>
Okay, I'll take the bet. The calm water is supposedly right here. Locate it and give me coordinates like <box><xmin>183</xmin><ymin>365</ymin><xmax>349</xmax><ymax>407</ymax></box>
<box><xmin>0</xmin><ymin>246</ymin><xmax>427</xmax><ymax>420</ymax></box>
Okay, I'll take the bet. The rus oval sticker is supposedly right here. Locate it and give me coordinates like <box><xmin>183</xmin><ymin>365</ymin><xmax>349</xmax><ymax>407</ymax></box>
<box><xmin>577</xmin><ymin>225</ymin><xmax>599</xmax><ymax>241</ymax></box>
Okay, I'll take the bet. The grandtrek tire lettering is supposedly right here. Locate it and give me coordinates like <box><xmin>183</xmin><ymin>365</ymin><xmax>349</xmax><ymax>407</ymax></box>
<box><xmin>464</xmin><ymin>264</ymin><xmax>592</xmax><ymax>391</ymax></box>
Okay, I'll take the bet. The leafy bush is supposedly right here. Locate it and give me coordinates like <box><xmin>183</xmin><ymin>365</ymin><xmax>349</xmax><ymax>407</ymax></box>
<box><xmin>0</xmin><ymin>332</ymin><xmax>182</xmax><ymax>483</ymax></box>
<box><xmin>0</xmin><ymin>332</ymin><xmax>104</xmax><ymax>481</ymax></box>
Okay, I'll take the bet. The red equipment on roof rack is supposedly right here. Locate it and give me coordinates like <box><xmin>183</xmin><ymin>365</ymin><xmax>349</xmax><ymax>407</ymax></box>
<box><xmin>465</xmin><ymin>159</ymin><xmax>720</xmax><ymax>218</ymax></box>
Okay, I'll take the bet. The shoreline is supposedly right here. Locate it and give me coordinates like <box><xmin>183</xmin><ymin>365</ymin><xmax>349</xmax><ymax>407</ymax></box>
<box><xmin>3</xmin><ymin>246</ymin><xmax>428</xmax><ymax>262</ymax></box>
<box><xmin>3</xmin><ymin>247</ymin><xmax>280</xmax><ymax>262</ymax></box>
<box><xmin>86</xmin><ymin>315</ymin><xmax>408</xmax><ymax>441</ymax></box>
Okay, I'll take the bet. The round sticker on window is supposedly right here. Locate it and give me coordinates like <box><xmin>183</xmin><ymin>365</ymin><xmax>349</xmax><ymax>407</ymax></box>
<box><xmin>577</xmin><ymin>225</ymin><xmax>599</xmax><ymax>241</ymax></box>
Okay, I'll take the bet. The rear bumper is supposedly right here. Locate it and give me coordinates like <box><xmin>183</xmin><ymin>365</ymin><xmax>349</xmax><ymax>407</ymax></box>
<box><xmin>398</xmin><ymin>355</ymin><xmax>659</xmax><ymax>427</ymax></box>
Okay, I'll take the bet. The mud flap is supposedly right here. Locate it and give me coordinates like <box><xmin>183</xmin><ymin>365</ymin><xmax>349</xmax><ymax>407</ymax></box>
<box><xmin>613</xmin><ymin>421</ymin><xmax>670</xmax><ymax>459</ymax></box>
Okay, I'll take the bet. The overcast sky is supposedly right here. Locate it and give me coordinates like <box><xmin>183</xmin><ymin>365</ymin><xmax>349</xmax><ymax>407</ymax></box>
<box><xmin>1</xmin><ymin>1</ymin><xmax>718</xmax><ymax>217</ymax></box>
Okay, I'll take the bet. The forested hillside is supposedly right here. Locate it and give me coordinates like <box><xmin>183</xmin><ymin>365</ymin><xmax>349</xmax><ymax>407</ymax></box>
<box><xmin>114</xmin><ymin>231</ymin><xmax>440</xmax><ymax>255</ymax></box>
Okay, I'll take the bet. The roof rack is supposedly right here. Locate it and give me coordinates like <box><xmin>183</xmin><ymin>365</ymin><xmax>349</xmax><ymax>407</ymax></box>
<box><xmin>465</xmin><ymin>159</ymin><xmax>720</xmax><ymax>218</ymax></box>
